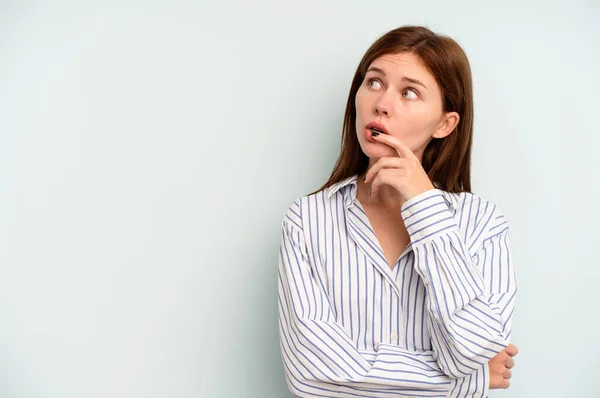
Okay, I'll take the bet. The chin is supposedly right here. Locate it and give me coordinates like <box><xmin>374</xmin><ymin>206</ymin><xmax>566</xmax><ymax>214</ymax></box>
<box><xmin>364</xmin><ymin>146</ymin><xmax>396</xmax><ymax>159</ymax></box>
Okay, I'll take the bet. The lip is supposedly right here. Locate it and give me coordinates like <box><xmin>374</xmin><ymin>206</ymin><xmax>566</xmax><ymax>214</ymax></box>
<box><xmin>364</xmin><ymin>121</ymin><xmax>389</xmax><ymax>142</ymax></box>
<box><xmin>365</xmin><ymin>121</ymin><xmax>389</xmax><ymax>134</ymax></box>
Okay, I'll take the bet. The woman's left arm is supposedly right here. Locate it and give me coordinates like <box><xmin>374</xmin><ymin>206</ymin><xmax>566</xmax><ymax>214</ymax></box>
<box><xmin>401</xmin><ymin>189</ymin><xmax>517</xmax><ymax>378</ymax></box>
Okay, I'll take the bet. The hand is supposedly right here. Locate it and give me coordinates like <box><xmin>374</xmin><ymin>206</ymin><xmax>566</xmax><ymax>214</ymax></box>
<box><xmin>363</xmin><ymin>133</ymin><xmax>435</xmax><ymax>202</ymax></box>
<box><xmin>488</xmin><ymin>343</ymin><xmax>518</xmax><ymax>389</ymax></box>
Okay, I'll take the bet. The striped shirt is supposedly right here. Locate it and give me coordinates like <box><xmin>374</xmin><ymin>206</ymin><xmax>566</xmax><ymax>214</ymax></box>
<box><xmin>277</xmin><ymin>174</ymin><xmax>516</xmax><ymax>398</ymax></box>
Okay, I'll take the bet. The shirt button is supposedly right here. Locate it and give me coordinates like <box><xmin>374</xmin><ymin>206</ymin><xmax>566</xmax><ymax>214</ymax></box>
<box><xmin>390</xmin><ymin>333</ymin><xmax>398</xmax><ymax>341</ymax></box>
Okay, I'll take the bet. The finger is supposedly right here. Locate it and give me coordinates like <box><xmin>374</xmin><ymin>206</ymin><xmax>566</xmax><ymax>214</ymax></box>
<box><xmin>505</xmin><ymin>356</ymin><xmax>515</xmax><ymax>369</ymax></box>
<box><xmin>370</xmin><ymin>169</ymin><xmax>404</xmax><ymax>197</ymax></box>
<box><xmin>505</xmin><ymin>343</ymin><xmax>519</xmax><ymax>357</ymax></box>
<box><xmin>492</xmin><ymin>379</ymin><xmax>511</xmax><ymax>390</ymax></box>
<box><xmin>491</xmin><ymin>350</ymin><xmax>509</xmax><ymax>363</ymax></box>
<box><xmin>371</xmin><ymin>133</ymin><xmax>419</xmax><ymax>161</ymax></box>
<box><xmin>364</xmin><ymin>157</ymin><xmax>410</xmax><ymax>183</ymax></box>
<box><xmin>503</xmin><ymin>368</ymin><xmax>512</xmax><ymax>379</ymax></box>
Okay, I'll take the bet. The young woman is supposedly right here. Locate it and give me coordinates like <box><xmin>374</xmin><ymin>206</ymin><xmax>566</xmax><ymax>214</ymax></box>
<box><xmin>277</xmin><ymin>25</ymin><xmax>518</xmax><ymax>398</ymax></box>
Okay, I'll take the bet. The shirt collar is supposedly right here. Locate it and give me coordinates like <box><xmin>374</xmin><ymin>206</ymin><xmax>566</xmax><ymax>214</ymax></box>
<box><xmin>326</xmin><ymin>173</ymin><xmax>456</xmax><ymax>211</ymax></box>
<box><xmin>326</xmin><ymin>174</ymin><xmax>358</xmax><ymax>199</ymax></box>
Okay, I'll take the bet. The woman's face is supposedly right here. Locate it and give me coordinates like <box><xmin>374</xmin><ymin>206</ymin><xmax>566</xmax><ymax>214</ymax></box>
<box><xmin>355</xmin><ymin>52</ymin><xmax>458</xmax><ymax>164</ymax></box>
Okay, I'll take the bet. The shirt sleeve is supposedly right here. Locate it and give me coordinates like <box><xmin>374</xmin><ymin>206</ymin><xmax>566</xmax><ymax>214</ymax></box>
<box><xmin>400</xmin><ymin>189</ymin><xmax>517</xmax><ymax>380</ymax></box>
<box><xmin>277</xmin><ymin>207</ymin><xmax>486</xmax><ymax>398</ymax></box>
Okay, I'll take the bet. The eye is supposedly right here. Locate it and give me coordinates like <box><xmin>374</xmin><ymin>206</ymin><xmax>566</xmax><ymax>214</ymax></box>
<box><xmin>367</xmin><ymin>78</ymin><xmax>382</xmax><ymax>90</ymax></box>
<box><xmin>402</xmin><ymin>88</ymin><xmax>419</xmax><ymax>100</ymax></box>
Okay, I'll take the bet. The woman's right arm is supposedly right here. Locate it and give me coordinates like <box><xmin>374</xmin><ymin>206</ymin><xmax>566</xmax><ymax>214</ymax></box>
<box><xmin>277</xmin><ymin>209</ymin><xmax>486</xmax><ymax>398</ymax></box>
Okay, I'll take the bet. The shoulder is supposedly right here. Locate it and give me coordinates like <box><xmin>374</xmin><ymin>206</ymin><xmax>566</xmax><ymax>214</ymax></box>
<box><xmin>280</xmin><ymin>189</ymin><xmax>328</xmax><ymax>232</ymax></box>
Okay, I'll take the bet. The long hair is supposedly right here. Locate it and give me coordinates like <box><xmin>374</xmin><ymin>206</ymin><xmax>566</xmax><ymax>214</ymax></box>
<box><xmin>308</xmin><ymin>25</ymin><xmax>474</xmax><ymax>196</ymax></box>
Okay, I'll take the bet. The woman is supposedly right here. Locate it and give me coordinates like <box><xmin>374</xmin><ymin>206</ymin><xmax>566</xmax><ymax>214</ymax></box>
<box><xmin>277</xmin><ymin>25</ymin><xmax>518</xmax><ymax>398</ymax></box>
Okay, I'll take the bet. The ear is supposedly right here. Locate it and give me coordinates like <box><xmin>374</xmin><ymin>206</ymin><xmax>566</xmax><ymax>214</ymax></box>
<box><xmin>432</xmin><ymin>111</ymin><xmax>460</xmax><ymax>139</ymax></box>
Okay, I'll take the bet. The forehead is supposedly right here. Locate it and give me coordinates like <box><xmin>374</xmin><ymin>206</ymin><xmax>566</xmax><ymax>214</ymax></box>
<box><xmin>368</xmin><ymin>53</ymin><xmax>436</xmax><ymax>85</ymax></box>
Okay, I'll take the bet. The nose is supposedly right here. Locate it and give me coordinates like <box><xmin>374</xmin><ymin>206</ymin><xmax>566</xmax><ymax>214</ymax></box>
<box><xmin>377</xmin><ymin>107</ymin><xmax>389</xmax><ymax>116</ymax></box>
<box><xmin>374</xmin><ymin>92</ymin><xmax>392</xmax><ymax>117</ymax></box>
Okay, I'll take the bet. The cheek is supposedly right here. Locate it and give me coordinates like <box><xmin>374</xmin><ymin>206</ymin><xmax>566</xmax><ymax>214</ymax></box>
<box><xmin>355</xmin><ymin>88</ymin><xmax>369</xmax><ymax>112</ymax></box>
<box><xmin>354</xmin><ymin>93</ymin><xmax>362</xmax><ymax>114</ymax></box>
<box><xmin>354</xmin><ymin>95</ymin><xmax>365</xmax><ymax>129</ymax></box>
<box><xmin>401</xmin><ymin>110</ymin><xmax>437</xmax><ymax>133</ymax></box>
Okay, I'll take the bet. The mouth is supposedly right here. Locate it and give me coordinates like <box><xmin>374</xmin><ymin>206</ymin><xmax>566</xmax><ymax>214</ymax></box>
<box><xmin>364</xmin><ymin>121</ymin><xmax>389</xmax><ymax>142</ymax></box>
<box><xmin>365</xmin><ymin>121</ymin><xmax>389</xmax><ymax>135</ymax></box>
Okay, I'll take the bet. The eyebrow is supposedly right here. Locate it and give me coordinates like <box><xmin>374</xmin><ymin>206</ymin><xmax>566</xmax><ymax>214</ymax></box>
<box><xmin>366</xmin><ymin>66</ymin><xmax>428</xmax><ymax>89</ymax></box>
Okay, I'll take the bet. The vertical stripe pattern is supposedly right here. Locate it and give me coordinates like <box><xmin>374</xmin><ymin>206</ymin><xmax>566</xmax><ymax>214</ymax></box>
<box><xmin>277</xmin><ymin>174</ymin><xmax>517</xmax><ymax>397</ymax></box>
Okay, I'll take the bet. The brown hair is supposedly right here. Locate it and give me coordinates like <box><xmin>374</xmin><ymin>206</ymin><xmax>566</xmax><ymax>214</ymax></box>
<box><xmin>308</xmin><ymin>25</ymin><xmax>474</xmax><ymax>196</ymax></box>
